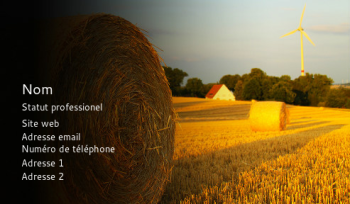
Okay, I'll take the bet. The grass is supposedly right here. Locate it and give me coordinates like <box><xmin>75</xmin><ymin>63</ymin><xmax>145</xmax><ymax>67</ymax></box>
<box><xmin>160</xmin><ymin>97</ymin><xmax>350</xmax><ymax>203</ymax></box>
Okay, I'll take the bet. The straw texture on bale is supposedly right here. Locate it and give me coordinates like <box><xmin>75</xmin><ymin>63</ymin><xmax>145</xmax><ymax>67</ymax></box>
<box><xmin>286</xmin><ymin>106</ymin><xmax>290</xmax><ymax>124</ymax></box>
<box><xmin>41</xmin><ymin>14</ymin><xmax>175</xmax><ymax>204</ymax></box>
<box><xmin>249</xmin><ymin>101</ymin><xmax>288</xmax><ymax>131</ymax></box>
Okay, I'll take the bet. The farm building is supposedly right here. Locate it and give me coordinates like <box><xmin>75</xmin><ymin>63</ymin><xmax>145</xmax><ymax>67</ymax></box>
<box><xmin>205</xmin><ymin>84</ymin><xmax>235</xmax><ymax>101</ymax></box>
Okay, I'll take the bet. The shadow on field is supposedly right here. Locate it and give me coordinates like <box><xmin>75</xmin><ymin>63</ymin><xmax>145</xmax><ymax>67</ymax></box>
<box><xmin>177</xmin><ymin>104</ymin><xmax>251</xmax><ymax>122</ymax></box>
<box><xmin>160</xmin><ymin>123</ymin><xmax>345</xmax><ymax>203</ymax></box>
<box><xmin>173</xmin><ymin>101</ymin><xmax>209</xmax><ymax>109</ymax></box>
<box><xmin>287</xmin><ymin>121</ymin><xmax>329</xmax><ymax>130</ymax></box>
<box><xmin>288</xmin><ymin>120</ymin><xmax>316</xmax><ymax>125</ymax></box>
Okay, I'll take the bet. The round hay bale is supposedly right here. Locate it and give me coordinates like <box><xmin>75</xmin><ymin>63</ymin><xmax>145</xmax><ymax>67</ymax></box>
<box><xmin>249</xmin><ymin>101</ymin><xmax>287</xmax><ymax>131</ymax></box>
<box><xmin>40</xmin><ymin>14</ymin><xmax>175</xmax><ymax>204</ymax></box>
<box><xmin>286</xmin><ymin>105</ymin><xmax>291</xmax><ymax>124</ymax></box>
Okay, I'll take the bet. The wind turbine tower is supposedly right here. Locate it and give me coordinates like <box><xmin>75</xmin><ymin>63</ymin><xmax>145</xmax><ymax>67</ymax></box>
<box><xmin>280</xmin><ymin>4</ymin><xmax>315</xmax><ymax>76</ymax></box>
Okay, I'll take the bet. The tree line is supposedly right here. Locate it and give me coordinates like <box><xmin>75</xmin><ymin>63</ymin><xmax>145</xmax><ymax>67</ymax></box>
<box><xmin>163</xmin><ymin>66</ymin><xmax>350</xmax><ymax>109</ymax></box>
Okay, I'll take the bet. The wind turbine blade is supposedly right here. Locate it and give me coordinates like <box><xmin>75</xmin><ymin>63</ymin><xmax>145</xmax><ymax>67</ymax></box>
<box><xmin>280</xmin><ymin>29</ymin><xmax>298</xmax><ymax>38</ymax></box>
<box><xmin>301</xmin><ymin>30</ymin><xmax>315</xmax><ymax>46</ymax></box>
<box><xmin>299</xmin><ymin>4</ymin><xmax>306</xmax><ymax>27</ymax></box>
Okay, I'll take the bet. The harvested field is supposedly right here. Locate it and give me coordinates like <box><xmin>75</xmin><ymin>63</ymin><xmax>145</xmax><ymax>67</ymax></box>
<box><xmin>160</xmin><ymin>97</ymin><xmax>350</xmax><ymax>203</ymax></box>
<box><xmin>173</xmin><ymin>97</ymin><xmax>251</xmax><ymax>122</ymax></box>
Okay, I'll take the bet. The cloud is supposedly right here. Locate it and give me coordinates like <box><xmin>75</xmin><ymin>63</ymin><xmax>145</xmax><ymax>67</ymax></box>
<box><xmin>307</xmin><ymin>23</ymin><xmax>350</xmax><ymax>34</ymax></box>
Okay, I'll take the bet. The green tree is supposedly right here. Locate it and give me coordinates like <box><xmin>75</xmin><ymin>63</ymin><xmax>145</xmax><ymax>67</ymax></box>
<box><xmin>243</xmin><ymin>78</ymin><xmax>263</xmax><ymax>100</ymax></box>
<box><xmin>325</xmin><ymin>88</ymin><xmax>347</xmax><ymax>108</ymax></box>
<box><xmin>309</xmin><ymin>74</ymin><xmax>333</xmax><ymax>105</ymax></box>
<box><xmin>219</xmin><ymin>74</ymin><xmax>241</xmax><ymax>91</ymax></box>
<box><xmin>261</xmin><ymin>77</ymin><xmax>274</xmax><ymax>100</ymax></box>
<box><xmin>270</xmin><ymin>81</ymin><xmax>296</xmax><ymax>103</ymax></box>
<box><xmin>325</xmin><ymin>87</ymin><xmax>350</xmax><ymax>108</ymax></box>
<box><xmin>242</xmin><ymin>68</ymin><xmax>268</xmax><ymax>100</ymax></box>
<box><xmin>345</xmin><ymin>99</ymin><xmax>350</xmax><ymax>109</ymax></box>
<box><xmin>293</xmin><ymin>89</ymin><xmax>309</xmax><ymax>106</ymax></box>
<box><xmin>280</xmin><ymin>75</ymin><xmax>292</xmax><ymax>82</ymax></box>
<box><xmin>292</xmin><ymin>73</ymin><xmax>313</xmax><ymax>105</ymax></box>
<box><xmin>234</xmin><ymin>80</ymin><xmax>243</xmax><ymax>100</ymax></box>
<box><xmin>270</xmin><ymin>76</ymin><xmax>281</xmax><ymax>84</ymax></box>
<box><xmin>201</xmin><ymin>83</ymin><xmax>218</xmax><ymax>97</ymax></box>
<box><xmin>343</xmin><ymin>88</ymin><xmax>350</xmax><ymax>98</ymax></box>
<box><xmin>185</xmin><ymin>78</ymin><xmax>204</xmax><ymax>97</ymax></box>
<box><xmin>249</xmin><ymin>68</ymin><xmax>266</xmax><ymax>79</ymax></box>
<box><xmin>163</xmin><ymin>66</ymin><xmax>188</xmax><ymax>96</ymax></box>
<box><xmin>292</xmin><ymin>73</ymin><xmax>333</xmax><ymax>106</ymax></box>
<box><xmin>240</xmin><ymin>73</ymin><xmax>250</xmax><ymax>83</ymax></box>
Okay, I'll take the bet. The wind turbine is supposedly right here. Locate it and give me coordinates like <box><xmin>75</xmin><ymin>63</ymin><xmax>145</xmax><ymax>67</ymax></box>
<box><xmin>280</xmin><ymin>4</ymin><xmax>315</xmax><ymax>76</ymax></box>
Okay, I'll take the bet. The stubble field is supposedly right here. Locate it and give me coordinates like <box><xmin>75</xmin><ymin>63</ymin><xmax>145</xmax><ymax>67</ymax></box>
<box><xmin>160</xmin><ymin>97</ymin><xmax>350</xmax><ymax>203</ymax></box>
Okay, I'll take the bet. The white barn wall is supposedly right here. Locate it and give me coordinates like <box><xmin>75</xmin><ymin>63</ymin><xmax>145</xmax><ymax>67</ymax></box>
<box><xmin>213</xmin><ymin>85</ymin><xmax>235</xmax><ymax>101</ymax></box>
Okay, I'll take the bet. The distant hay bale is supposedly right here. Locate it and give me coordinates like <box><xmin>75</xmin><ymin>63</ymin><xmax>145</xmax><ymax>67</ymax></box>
<box><xmin>249</xmin><ymin>101</ymin><xmax>287</xmax><ymax>131</ymax></box>
<box><xmin>251</xmin><ymin>99</ymin><xmax>257</xmax><ymax>104</ymax></box>
<box><xmin>40</xmin><ymin>14</ymin><xmax>175</xmax><ymax>204</ymax></box>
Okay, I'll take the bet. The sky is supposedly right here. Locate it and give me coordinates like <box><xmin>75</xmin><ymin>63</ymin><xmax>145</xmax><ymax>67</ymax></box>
<box><xmin>32</xmin><ymin>0</ymin><xmax>350</xmax><ymax>84</ymax></box>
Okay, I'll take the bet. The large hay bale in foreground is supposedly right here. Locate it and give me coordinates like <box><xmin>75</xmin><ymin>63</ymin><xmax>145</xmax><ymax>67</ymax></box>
<box><xmin>41</xmin><ymin>14</ymin><xmax>175</xmax><ymax>204</ymax></box>
<box><xmin>249</xmin><ymin>101</ymin><xmax>287</xmax><ymax>131</ymax></box>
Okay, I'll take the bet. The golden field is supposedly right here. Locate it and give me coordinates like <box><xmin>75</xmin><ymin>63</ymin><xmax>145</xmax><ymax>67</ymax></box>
<box><xmin>160</xmin><ymin>97</ymin><xmax>350</xmax><ymax>203</ymax></box>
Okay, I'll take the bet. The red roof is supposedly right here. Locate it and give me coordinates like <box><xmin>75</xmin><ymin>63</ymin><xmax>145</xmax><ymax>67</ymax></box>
<box><xmin>205</xmin><ymin>84</ymin><xmax>223</xmax><ymax>99</ymax></box>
